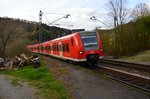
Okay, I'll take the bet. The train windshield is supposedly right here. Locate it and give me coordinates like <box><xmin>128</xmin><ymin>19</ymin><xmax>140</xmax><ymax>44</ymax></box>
<box><xmin>79</xmin><ymin>32</ymin><xmax>99</xmax><ymax>50</ymax></box>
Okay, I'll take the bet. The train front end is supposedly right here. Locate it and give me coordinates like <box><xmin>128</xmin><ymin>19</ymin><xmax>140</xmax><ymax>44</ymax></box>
<box><xmin>78</xmin><ymin>31</ymin><xmax>104</xmax><ymax>64</ymax></box>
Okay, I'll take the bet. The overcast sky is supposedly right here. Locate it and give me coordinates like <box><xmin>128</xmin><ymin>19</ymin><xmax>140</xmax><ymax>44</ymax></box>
<box><xmin>0</xmin><ymin>0</ymin><xmax>150</xmax><ymax>30</ymax></box>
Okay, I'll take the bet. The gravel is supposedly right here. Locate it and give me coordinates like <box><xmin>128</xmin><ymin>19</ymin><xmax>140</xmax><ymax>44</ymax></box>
<box><xmin>0</xmin><ymin>75</ymin><xmax>42</xmax><ymax>99</ymax></box>
<box><xmin>44</xmin><ymin>56</ymin><xmax>150</xmax><ymax>99</ymax></box>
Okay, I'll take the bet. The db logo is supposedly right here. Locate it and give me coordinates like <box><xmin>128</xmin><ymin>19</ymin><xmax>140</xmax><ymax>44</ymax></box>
<box><xmin>91</xmin><ymin>51</ymin><xmax>94</xmax><ymax>54</ymax></box>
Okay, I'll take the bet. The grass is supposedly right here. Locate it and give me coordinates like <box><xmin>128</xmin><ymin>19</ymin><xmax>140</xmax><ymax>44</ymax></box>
<box><xmin>11</xmin><ymin>78</ymin><xmax>23</xmax><ymax>86</ymax></box>
<box><xmin>120</xmin><ymin>50</ymin><xmax>150</xmax><ymax>62</ymax></box>
<box><xmin>0</xmin><ymin>60</ymin><xmax>70</xmax><ymax>99</ymax></box>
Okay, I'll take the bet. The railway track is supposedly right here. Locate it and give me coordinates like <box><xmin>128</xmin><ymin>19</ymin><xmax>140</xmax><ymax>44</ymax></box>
<box><xmin>43</xmin><ymin>55</ymin><xmax>150</xmax><ymax>92</ymax></box>
<box><xmin>97</xmin><ymin>59</ymin><xmax>150</xmax><ymax>93</ymax></box>
<box><xmin>99</xmin><ymin>58</ymin><xmax>150</xmax><ymax>72</ymax></box>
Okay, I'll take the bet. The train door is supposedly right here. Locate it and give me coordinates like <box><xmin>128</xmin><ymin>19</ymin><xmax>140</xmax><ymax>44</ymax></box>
<box><xmin>51</xmin><ymin>43</ymin><xmax>53</xmax><ymax>55</ymax></box>
<box><xmin>58</xmin><ymin>42</ymin><xmax>63</xmax><ymax>57</ymax></box>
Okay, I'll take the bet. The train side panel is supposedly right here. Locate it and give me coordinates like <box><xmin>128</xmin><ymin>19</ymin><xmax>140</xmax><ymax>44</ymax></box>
<box><xmin>27</xmin><ymin>31</ymin><xmax>104</xmax><ymax>64</ymax></box>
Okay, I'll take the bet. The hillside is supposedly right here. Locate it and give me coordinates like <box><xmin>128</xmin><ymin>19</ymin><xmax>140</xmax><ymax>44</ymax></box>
<box><xmin>0</xmin><ymin>16</ymin><xmax>150</xmax><ymax>59</ymax></box>
<box><xmin>120</xmin><ymin>50</ymin><xmax>150</xmax><ymax>65</ymax></box>
<box><xmin>97</xmin><ymin>16</ymin><xmax>150</xmax><ymax>57</ymax></box>
<box><xmin>120</xmin><ymin>50</ymin><xmax>150</xmax><ymax>64</ymax></box>
<box><xmin>0</xmin><ymin>17</ymin><xmax>70</xmax><ymax>57</ymax></box>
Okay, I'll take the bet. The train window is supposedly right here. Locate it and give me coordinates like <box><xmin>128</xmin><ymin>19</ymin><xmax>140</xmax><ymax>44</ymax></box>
<box><xmin>55</xmin><ymin>46</ymin><xmax>57</xmax><ymax>51</ymax></box>
<box><xmin>47</xmin><ymin>46</ymin><xmax>49</xmax><ymax>50</ymax></box>
<box><xmin>57</xmin><ymin>45</ymin><xmax>59</xmax><ymax>51</ymax></box>
<box><xmin>41</xmin><ymin>46</ymin><xmax>44</xmax><ymax>50</ymax></box>
<box><xmin>54</xmin><ymin>46</ymin><xmax>56</xmax><ymax>51</ymax></box>
<box><xmin>39</xmin><ymin>46</ymin><xmax>41</xmax><ymax>50</ymax></box>
<box><xmin>37</xmin><ymin>46</ymin><xmax>39</xmax><ymax>50</ymax></box>
<box><xmin>59</xmin><ymin>45</ymin><xmax>60</xmax><ymax>51</ymax></box>
<box><xmin>71</xmin><ymin>38</ymin><xmax>74</xmax><ymax>46</ymax></box>
<box><xmin>49</xmin><ymin>46</ymin><xmax>51</xmax><ymax>50</ymax></box>
<box><xmin>80</xmin><ymin>32</ymin><xmax>99</xmax><ymax>50</ymax></box>
<box><xmin>63</xmin><ymin>44</ymin><xmax>65</xmax><ymax>52</ymax></box>
<box><xmin>41</xmin><ymin>46</ymin><xmax>43</xmax><ymax>50</ymax></box>
<box><xmin>45</xmin><ymin>46</ymin><xmax>47</xmax><ymax>50</ymax></box>
<box><xmin>66</xmin><ymin>44</ymin><xmax>69</xmax><ymax>52</ymax></box>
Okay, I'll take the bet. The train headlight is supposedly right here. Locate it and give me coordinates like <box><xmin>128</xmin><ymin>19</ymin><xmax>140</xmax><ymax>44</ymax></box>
<box><xmin>100</xmin><ymin>48</ymin><xmax>103</xmax><ymax>52</ymax></box>
<box><xmin>79</xmin><ymin>51</ymin><xmax>84</xmax><ymax>54</ymax></box>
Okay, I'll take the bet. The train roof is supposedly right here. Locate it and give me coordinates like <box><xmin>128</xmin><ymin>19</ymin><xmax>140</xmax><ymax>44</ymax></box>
<box><xmin>50</xmin><ymin>31</ymin><xmax>96</xmax><ymax>42</ymax></box>
<box><xmin>78</xmin><ymin>31</ymin><xmax>96</xmax><ymax>33</ymax></box>
<box><xmin>29</xmin><ymin>31</ymin><xmax>97</xmax><ymax>46</ymax></box>
<box><xmin>51</xmin><ymin>32</ymin><xmax>77</xmax><ymax>41</ymax></box>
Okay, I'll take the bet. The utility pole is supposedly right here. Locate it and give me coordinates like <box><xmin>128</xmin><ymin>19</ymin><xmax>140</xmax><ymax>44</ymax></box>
<box><xmin>39</xmin><ymin>10</ymin><xmax>42</xmax><ymax>52</ymax></box>
<box><xmin>114</xmin><ymin>15</ymin><xmax>117</xmax><ymax>58</ymax></box>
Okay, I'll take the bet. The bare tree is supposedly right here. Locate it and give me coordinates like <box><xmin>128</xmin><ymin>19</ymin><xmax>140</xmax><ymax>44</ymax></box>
<box><xmin>106</xmin><ymin>0</ymin><xmax>130</xmax><ymax>57</ymax></box>
<box><xmin>131</xmin><ymin>3</ymin><xmax>150</xmax><ymax>21</ymax></box>
<box><xmin>0</xmin><ymin>20</ymin><xmax>14</xmax><ymax>59</ymax></box>
<box><xmin>107</xmin><ymin>0</ymin><xmax>129</xmax><ymax>29</ymax></box>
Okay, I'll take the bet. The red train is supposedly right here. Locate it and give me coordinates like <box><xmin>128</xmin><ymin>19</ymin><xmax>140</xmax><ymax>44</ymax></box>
<box><xmin>27</xmin><ymin>31</ymin><xmax>104</xmax><ymax>64</ymax></box>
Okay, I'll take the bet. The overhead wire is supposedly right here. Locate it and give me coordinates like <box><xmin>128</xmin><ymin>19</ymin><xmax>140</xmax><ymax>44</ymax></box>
<box><xmin>43</xmin><ymin>12</ymin><xmax>68</xmax><ymax>15</ymax></box>
<box><xmin>43</xmin><ymin>0</ymin><xmax>54</xmax><ymax>10</ymax></box>
<box><xmin>42</xmin><ymin>11</ymin><xmax>72</xmax><ymax>27</ymax></box>
<box><xmin>42</xmin><ymin>0</ymin><xmax>94</xmax><ymax>29</ymax></box>
<box><xmin>90</xmin><ymin>3</ymin><xmax>109</xmax><ymax>15</ymax></box>
<box><xmin>42</xmin><ymin>0</ymin><xmax>109</xmax><ymax>29</ymax></box>
<box><xmin>71</xmin><ymin>0</ymin><xmax>95</xmax><ymax>27</ymax></box>
<box><xmin>72</xmin><ymin>1</ymin><xmax>109</xmax><ymax>28</ymax></box>
<box><xmin>43</xmin><ymin>13</ymin><xmax>50</xmax><ymax>24</ymax></box>
<box><xmin>88</xmin><ymin>3</ymin><xmax>111</xmax><ymax>29</ymax></box>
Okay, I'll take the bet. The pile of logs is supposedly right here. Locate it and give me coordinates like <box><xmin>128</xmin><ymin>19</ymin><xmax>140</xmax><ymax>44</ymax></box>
<box><xmin>0</xmin><ymin>54</ymin><xmax>40</xmax><ymax>70</ymax></box>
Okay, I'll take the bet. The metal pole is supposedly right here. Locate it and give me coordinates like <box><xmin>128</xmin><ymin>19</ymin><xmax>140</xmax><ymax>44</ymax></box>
<box><xmin>39</xmin><ymin>10</ymin><xmax>42</xmax><ymax>52</ymax></box>
<box><xmin>114</xmin><ymin>16</ymin><xmax>117</xmax><ymax>58</ymax></box>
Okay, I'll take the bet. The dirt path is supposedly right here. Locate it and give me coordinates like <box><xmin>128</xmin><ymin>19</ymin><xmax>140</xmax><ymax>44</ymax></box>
<box><xmin>0</xmin><ymin>75</ymin><xmax>42</xmax><ymax>99</ymax></box>
<box><xmin>44</xmin><ymin>56</ymin><xmax>150</xmax><ymax>99</ymax></box>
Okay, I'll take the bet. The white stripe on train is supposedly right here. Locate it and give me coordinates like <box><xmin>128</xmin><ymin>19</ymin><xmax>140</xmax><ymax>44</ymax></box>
<box><xmin>38</xmin><ymin>52</ymin><xmax>103</xmax><ymax>62</ymax></box>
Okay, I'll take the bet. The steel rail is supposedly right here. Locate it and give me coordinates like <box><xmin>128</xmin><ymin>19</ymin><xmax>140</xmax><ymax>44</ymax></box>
<box><xmin>99</xmin><ymin>58</ymin><xmax>150</xmax><ymax>72</ymax></box>
<box><xmin>43</xmin><ymin>55</ymin><xmax>150</xmax><ymax>92</ymax></box>
<box><xmin>96</xmin><ymin>64</ymin><xmax>150</xmax><ymax>92</ymax></box>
